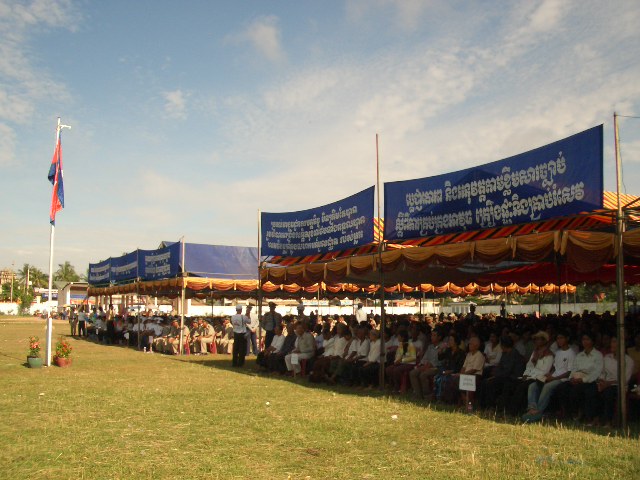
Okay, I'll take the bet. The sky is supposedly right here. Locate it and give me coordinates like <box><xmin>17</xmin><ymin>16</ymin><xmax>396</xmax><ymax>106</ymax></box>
<box><xmin>0</xmin><ymin>0</ymin><xmax>639</xmax><ymax>275</ymax></box>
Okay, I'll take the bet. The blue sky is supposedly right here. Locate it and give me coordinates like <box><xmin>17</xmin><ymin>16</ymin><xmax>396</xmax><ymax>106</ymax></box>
<box><xmin>1</xmin><ymin>0</ymin><xmax>639</xmax><ymax>275</ymax></box>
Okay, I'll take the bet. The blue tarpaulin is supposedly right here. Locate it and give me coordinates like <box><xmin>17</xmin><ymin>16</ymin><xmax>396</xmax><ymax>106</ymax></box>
<box><xmin>89</xmin><ymin>242</ymin><xmax>258</xmax><ymax>285</ymax></box>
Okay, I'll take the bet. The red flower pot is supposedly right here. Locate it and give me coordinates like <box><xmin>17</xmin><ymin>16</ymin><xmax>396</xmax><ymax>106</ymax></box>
<box><xmin>54</xmin><ymin>356</ymin><xmax>72</xmax><ymax>368</ymax></box>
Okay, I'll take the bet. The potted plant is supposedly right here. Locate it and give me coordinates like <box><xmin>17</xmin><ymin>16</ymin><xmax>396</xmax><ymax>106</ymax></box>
<box><xmin>54</xmin><ymin>336</ymin><xmax>73</xmax><ymax>367</ymax></box>
<box><xmin>27</xmin><ymin>336</ymin><xmax>43</xmax><ymax>368</ymax></box>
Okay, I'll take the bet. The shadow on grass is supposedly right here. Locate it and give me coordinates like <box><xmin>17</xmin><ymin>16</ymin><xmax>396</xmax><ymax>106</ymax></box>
<box><xmin>172</xmin><ymin>353</ymin><xmax>640</xmax><ymax>439</ymax></box>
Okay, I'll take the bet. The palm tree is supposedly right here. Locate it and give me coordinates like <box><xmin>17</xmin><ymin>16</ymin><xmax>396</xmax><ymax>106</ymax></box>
<box><xmin>17</xmin><ymin>264</ymin><xmax>48</xmax><ymax>289</ymax></box>
<box><xmin>54</xmin><ymin>261</ymin><xmax>81</xmax><ymax>283</ymax></box>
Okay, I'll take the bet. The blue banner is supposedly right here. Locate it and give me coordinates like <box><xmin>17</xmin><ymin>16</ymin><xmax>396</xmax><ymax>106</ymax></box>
<box><xmin>261</xmin><ymin>186</ymin><xmax>375</xmax><ymax>257</ymax></box>
<box><xmin>384</xmin><ymin>125</ymin><xmax>603</xmax><ymax>240</ymax></box>
<box><xmin>110</xmin><ymin>250</ymin><xmax>139</xmax><ymax>283</ymax></box>
<box><xmin>88</xmin><ymin>259</ymin><xmax>111</xmax><ymax>285</ymax></box>
<box><xmin>138</xmin><ymin>243</ymin><xmax>181</xmax><ymax>280</ymax></box>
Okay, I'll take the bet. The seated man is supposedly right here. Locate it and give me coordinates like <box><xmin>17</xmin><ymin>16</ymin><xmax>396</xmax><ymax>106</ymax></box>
<box><xmin>355</xmin><ymin>328</ymin><xmax>382</xmax><ymax>389</ymax></box>
<box><xmin>410</xmin><ymin>330</ymin><xmax>446</xmax><ymax>399</ymax></box>
<box><xmin>218</xmin><ymin>317</ymin><xmax>234</xmax><ymax>354</ymax></box>
<box><xmin>153</xmin><ymin>319</ymin><xmax>175</xmax><ymax>353</ymax></box>
<box><xmin>327</xmin><ymin>328</ymin><xmax>354</xmax><ymax>383</ymax></box>
<box><xmin>524</xmin><ymin>330</ymin><xmax>575</xmax><ymax>422</ymax></box>
<box><xmin>478</xmin><ymin>335</ymin><xmax>525</xmax><ymax>409</ymax></box>
<box><xmin>309</xmin><ymin>327</ymin><xmax>336</xmax><ymax>383</ymax></box>
<box><xmin>189</xmin><ymin>319</ymin><xmax>201</xmax><ymax>353</ymax></box>
<box><xmin>285</xmin><ymin>322</ymin><xmax>316</xmax><ymax>377</ymax></box>
<box><xmin>597</xmin><ymin>336</ymin><xmax>634</xmax><ymax>428</ymax></box>
<box><xmin>268</xmin><ymin>321</ymin><xmax>297</xmax><ymax>374</ymax></box>
<box><xmin>499</xmin><ymin>331</ymin><xmax>554</xmax><ymax>415</ymax></box>
<box><xmin>257</xmin><ymin>324</ymin><xmax>285</xmax><ymax>369</ymax></box>
<box><xmin>197</xmin><ymin>318</ymin><xmax>215</xmax><ymax>355</ymax></box>
<box><xmin>483</xmin><ymin>332</ymin><xmax>502</xmax><ymax>377</ymax></box>
<box><xmin>166</xmin><ymin>319</ymin><xmax>190</xmax><ymax>355</ymax></box>
<box><xmin>340</xmin><ymin>325</ymin><xmax>371</xmax><ymax>385</ymax></box>
<box><xmin>556</xmin><ymin>332</ymin><xmax>604</xmax><ymax>425</ymax></box>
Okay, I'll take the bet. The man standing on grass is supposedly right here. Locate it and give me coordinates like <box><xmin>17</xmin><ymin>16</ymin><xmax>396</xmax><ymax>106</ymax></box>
<box><xmin>231</xmin><ymin>305</ymin><xmax>250</xmax><ymax>367</ymax></box>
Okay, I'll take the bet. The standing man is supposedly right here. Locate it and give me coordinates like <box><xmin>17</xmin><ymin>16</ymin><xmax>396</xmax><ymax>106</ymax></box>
<box><xmin>245</xmin><ymin>305</ymin><xmax>259</xmax><ymax>356</ymax></box>
<box><xmin>231</xmin><ymin>305</ymin><xmax>250</xmax><ymax>367</ymax></box>
<box><xmin>261</xmin><ymin>301</ymin><xmax>282</xmax><ymax>349</ymax></box>
<box><xmin>355</xmin><ymin>302</ymin><xmax>367</xmax><ymax>323</ymax></box>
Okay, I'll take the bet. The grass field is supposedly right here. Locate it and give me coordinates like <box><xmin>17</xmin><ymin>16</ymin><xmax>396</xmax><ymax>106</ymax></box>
<box><xmin>1</xmin><ymin>318</ymin><xmax>639</xmax><ymax>479</ymax></box>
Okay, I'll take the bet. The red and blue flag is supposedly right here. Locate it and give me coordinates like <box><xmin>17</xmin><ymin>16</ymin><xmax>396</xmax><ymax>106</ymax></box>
<box><xmin>48</xmin><ymin>133</ymin><xmax>64</xmax><ymax>225</ymax></box>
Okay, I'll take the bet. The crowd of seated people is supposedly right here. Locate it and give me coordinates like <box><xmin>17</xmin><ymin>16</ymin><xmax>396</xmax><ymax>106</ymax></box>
<box><xmin>253</xmin><ymin>308</ymin><xmax>640</xmax><ymax>428</ymax></box>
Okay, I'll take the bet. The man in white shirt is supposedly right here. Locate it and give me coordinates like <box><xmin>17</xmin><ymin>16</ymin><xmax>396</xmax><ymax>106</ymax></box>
<box><xmin>355</xmin><ymin>328</ymin><xmax>382</xmax><ymax>388</ymax></box>
<box><xmin>245</xmin><ymin>305</ymin><xmax>259</xmax><ymax>356</ymax></box>
<box><xmin>341</xmin><ymin>326</ymin><xmax>371</xmax><ymax>385</ymax></box>
<box><xmin>285</xmin><ymin>323</ymin><xmax>315</xmax><ymax>376</ymax></box>
<box><xmin>257</xmin><ymin>324</ymin><xmax>285</xmax><ymax>370</ymax></box>
<box><xmin>556</xmin><ymin>332</ymin><xmax>604</xmax><ymax>424</ymax></box>
<box><xmin>524</xmin><ymin>330</ymin><xmax>576</xmax><ymax>422</ymax></box>
<box><xmin>231</xmin><ymin>305</ymin><xmax>250</xmax><ymax>367</ymax></box>
<box><xmin>355</xmin><ymin>302</ymin><xmax>367</xmax><ymax>323</ymax></box>
<box><xmin>598</xmin><ymin>336</ymin><xmax>634</xmax><ymax>427</ymax></box>
<box><xmin>410</xmin><ymin>330</ymin><xmax>445</xmax><ymax>399</ymax></box>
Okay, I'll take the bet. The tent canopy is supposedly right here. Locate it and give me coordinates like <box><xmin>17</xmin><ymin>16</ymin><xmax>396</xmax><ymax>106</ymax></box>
<box><xmin>161</xmin><ymin>241</ymin><xmax>258</xmax><ymax>279</ymax></box>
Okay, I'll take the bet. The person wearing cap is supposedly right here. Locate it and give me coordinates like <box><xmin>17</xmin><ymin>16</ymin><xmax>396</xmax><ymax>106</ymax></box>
<box><xmin>231</xmin><ymin>305</ymin><xmax>251</xmax><ymax>367</ymax></box>
<box><xmin>261</xmin><ymin>302</ymin><xmax>282</xmax><ymax>349</ymax></box>
<box><xmin>218</xmin><ymin>317</ymin><xmax>234</xmax><ymax>354</ymax></box>
<box><xmin>499</xmin><ymin>331</ymin><xmax>553</xmax><ymax>415</ymax></box>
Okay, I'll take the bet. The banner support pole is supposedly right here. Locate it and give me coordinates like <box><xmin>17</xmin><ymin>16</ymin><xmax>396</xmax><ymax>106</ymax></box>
<box><xmin>614</xmin><ymin>112</ymin><xmax>628</xmax><ymax>431</ymax></box>
<box><xmin>257</xmin><ymin>209</ymin><xmax>263</xmax><ymax>351</ymax></box>
<box><xmin>179</xmin><ymin>237</ymin><xmax>186</xmax><ymax>355</ymax></box>
<box><xmin>376</xmin><ymin>133</ymin><xmax>386</xmax><ymax>389</ymax></box>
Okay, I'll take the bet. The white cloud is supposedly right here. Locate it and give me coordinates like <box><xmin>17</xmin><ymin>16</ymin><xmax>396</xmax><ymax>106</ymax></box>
<box><xmin>0</xmin><ymin>0</ymin><xmax>78</xmax><ymax>164</ymax></box>
<box><xmin>162</xmin><ymin>89</ymin><xmax>188</xmax><ymax>120</ymax></box>
<box><xmin>0</xmin><ymin>122</ymin><xmax>16</xmax><ymax>165</ymax></box>
<box><xmin>231</xmin><ymin>15</ymin><xmax>286</xmax><ymax>63</ymax></box>
<box><xmin>346</xmin><ymin>0</ymin><xmax>434</xmax><ymax>31</ymax></box>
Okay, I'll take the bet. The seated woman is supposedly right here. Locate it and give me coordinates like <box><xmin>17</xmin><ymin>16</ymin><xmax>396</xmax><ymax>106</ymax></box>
<box><xmin>452</xmin><ymin>336</ymin><xmax>485</xmax><ymax>407</ymax></box>
<box><xmin>433</xmin><ymin>333</ymin><xmax>465</xmax><ymax>403</ymax></box>
<box><xmin>597</xmin><ymin>336</ymin><xmax>635</xmax><ymax>428</ymax></box>
<box><xmin>385</xmin><ymin>331</ymin><xmax>417</xmax><ymax>393</ymax></box>
<box><xmin>556</xmin><ymin>332</ymin><xmax>604</xmax><ymax>425</ymax></box>
<box><xmin>483</xmin><ymin>332</ymin><xmax>502</xmax><ymax>377</ymax></box>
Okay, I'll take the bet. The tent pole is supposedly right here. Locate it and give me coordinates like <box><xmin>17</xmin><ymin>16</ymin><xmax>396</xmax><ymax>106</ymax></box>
<box><xmin>556</xmin><ymin>257</ymin><xmax>561</xmax><ymax>316</ymax></box>
<box><xmin>375</xmin><ymin>133</ymin><xmax>386</xmax><ymax>389</ymax></box>
<box><xmin>614</xmin><ymin>112</ymin><xmax>628</xmax><ymax>430</ymax></box>
<box><xmin>136</xmin><ymin>278</ymin><xmax>141</xmax><ymax>350</ymax></box>
<box><xmin>257</xmin><ymin>208</ymin><xmax>263</xmax><ymax>351</ymax></box>
<box><xmin>179</xmin><ymin>237</ymin><xmax>186</xmax><ymax>355</ymax></box>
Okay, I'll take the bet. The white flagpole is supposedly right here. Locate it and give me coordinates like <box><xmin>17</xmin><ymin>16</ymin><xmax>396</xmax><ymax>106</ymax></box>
<box><xmin>46</xmin><ymin>220</ymin><xmax>55</xmax><ymax>366</ymax></box>
<box><xmin>46</xmin><ymin>117</ymin><xmax>70</xmax><ymax>367</ymax></box>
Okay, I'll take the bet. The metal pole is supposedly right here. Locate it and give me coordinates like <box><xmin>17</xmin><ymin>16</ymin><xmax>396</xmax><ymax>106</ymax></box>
<box><xmin>46</xmin><ymin>224</ymin><xmax>55</xmax><ymax>366</ymax></box>
<box><xmin>376</xmin><ymin>133</ymin><xmax>386</xmax><ymax>388</ymax></box>
<box><xmin>179</xmin><ymin>237</ymin><xmax>186</xmax><ymax>355</ymax></box>
<box><xmin>614</xmin><ymin>112</ymin><xmax>627</xmax><ymax>430</ymax></box>
<box><xmin>136</xmin><ymin>278</ymin><xmax>141</xmax><ymax>350</ymax></box>
<box><xmin>257</xmin><ymin>209</ymin><xmax>263</xmax><ymax>351</ymax></box>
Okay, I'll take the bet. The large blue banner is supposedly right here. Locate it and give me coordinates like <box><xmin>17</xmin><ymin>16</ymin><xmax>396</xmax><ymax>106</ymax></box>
<box><xmin>110</xmin><ymin>250</ymin><xmax>139</xmax><ymax>283</ymax></box>
<box><xmin>261</xmin><ymin>186</ymin><xmax>375</xmax><ymax>257</ymax></box>
<box><xmin>384</xmin><ymin>125</ymin><xmax>603</xmax><ymax>240</ymax></box>
<box><xmin>88</xmin><ymin>259</ymin><xmax>111</xmax><ymax>285</ymax></box>
<box><xmin>138</xmin><ymin>242</ymin><xmax>181</xmax><ymax>280</ymax></box>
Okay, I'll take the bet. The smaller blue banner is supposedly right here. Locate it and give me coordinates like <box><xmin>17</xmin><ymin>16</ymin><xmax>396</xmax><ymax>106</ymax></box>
<box><xmin>261</xmin><ymin>186</ymin><xmax>375</xmax><ymax>257</ymax></box>
<box><xmin>88</xmin><ymin>259</ymin><xmax>111</xmax><ymax>285</ymax></box>
<box><xmin>138</xmin><ymin>243</ymin><xmax>181</xmax><ymax>280</ymax></box>
<box><xmin>110</xmin><ymin>250</ymin><xmax>139</xmax><ymax>283</ymax></box>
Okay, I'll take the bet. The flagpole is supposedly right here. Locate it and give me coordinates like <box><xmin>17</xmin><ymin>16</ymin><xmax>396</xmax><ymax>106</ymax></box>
<box><xmin>46</xmin><ymin>221</ymin><xmax>55</xmax><ymax>366</ymax></box>
<box><xmin>46</xmin><ymin>117</ymin><xmax>60</xmax><ymax>367</ymax></box>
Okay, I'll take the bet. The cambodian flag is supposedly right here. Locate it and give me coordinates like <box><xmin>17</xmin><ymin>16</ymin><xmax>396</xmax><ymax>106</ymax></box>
<box><xmin>48</xmin><ymin>133</ymin><xmax>64</xmax><ymax>225</ymax></box>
